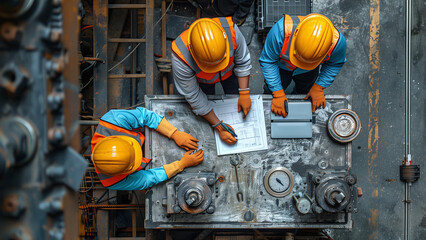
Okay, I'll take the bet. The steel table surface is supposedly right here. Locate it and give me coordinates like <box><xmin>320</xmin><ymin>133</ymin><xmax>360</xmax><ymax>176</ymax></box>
<box><xmin>144</xmin><ymin>94</ymin><xmax>354</xmax><ymax>229</ymax></box>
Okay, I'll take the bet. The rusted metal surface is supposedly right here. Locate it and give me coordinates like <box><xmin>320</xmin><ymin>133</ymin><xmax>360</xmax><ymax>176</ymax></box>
<box><xmin>93</xmin><ymin>0</ymin><xmax>108</xmax><ymax>117</ymax></box>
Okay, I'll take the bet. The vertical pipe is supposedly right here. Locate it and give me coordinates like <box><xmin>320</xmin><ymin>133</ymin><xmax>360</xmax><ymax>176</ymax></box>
<box><xmin>404</xmin><ymin>1</ymin><xmax>412</xmax><ymax>240</ymax></box>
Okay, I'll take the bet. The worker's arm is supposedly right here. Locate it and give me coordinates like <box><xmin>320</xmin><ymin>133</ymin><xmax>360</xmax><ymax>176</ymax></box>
<box><xmin>108</xmin><ymin>150</ymin><xmax>205</xmax><ymax>190</ymax></box>
<box><xmin>233</xmin><ymin>24</ymin><xmax>252</xmax><ymax>79</ymax></box>
<box><xmin>100</xmin><ymin>107</ymin><xmax>163</xmax><ymax>130</ymax></box>
<box><xmin>172</xmin><ymin>53</ymin><xmax>214</xmax><ymax>116</ymax></box>
<box><xmin>315</xmin><ymin>32</ymin><xmax>347</xmax><ymax>88</ymax></box>
<box><xmin>102</xmin><ymin>107</ymin><xmax>198</xmax><ymax>149</ymax></box>
<box><xmin>107</xmin><ymin>167</ymin><xmax>168</xmax><ymax>191</ymax></box>
<box><xmin>259</xmin><ymin>17</ymin><xmax>285</xmax><ymax>92</ymax></box>
<box><xmin>233</xmin><ymin>25</ymin><xmax>252</xmax><ymax>118</ymax></box>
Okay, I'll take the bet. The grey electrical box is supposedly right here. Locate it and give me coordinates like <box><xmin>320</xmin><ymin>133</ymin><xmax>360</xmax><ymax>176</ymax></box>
<box><xmin>257</xmin><ymin>0</ymin><xmax>312</xmax><ymax>32</ymax></box>
<box><xmin>271</xmin><ymin>102</ymin><xmax>312</xmax><ymax>138</ymax></box>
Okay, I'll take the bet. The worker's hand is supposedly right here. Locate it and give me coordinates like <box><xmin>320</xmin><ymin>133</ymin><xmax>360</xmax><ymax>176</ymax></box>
<box><xmin>304</xmin><ymin>83</ymin><xmax>326</xmax><ymax>112</ymax></box>
<box><xmin>163</xmin><ymin>150</ymin><xmax>204</xmax><ymax>178</ymax></box>
<box><xmin>171</xmin><ymin>131</ymin><xmax>199</xmax><ymax>150</ymax></box>
<box><xmin>214</xmin><ymin>121</ymin><xmax>237</xmax><ymax>145</ymax></box>
<box><xmin>271</xmin><ymin>89</ymin><xmax>289</xmax><ymax>117</ymax></box>
<box><xmin>178</xmin><ymin>149</ymin><xmax>204</xmax><ymax>169</ymax></box>
<box><xmin>238</xmin><ymin>90</ymin><xmax>251</xmax><ymax>118</ymax></box>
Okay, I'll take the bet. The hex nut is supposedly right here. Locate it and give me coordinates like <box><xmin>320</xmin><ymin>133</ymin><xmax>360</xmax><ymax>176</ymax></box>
<box><xmin>1</xmin><ymin>192</ymin><xmax>26</xmax><ymax>218</ymax></box>
<box><xmin>0</xmin><ymin>63</ymin><xmax>30</xmax><ymax>96</ymax></box>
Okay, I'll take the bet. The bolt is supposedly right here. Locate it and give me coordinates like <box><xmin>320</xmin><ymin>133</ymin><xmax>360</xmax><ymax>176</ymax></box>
<box><xmin>206</xmin><ymin>205</ymin><xmax>215</xmax><ymax>214</ymax></box>
<box><xmin>313</xmin><ymin>175</ymin><xmax>322</xmax><ymax>184</ymax></box>
<box><xmin>0</xmin><ymin>22</ymin><xmax>18</xmax><ymax>42</ymax></box>
<box><xmin>207</xmin><ymin>176</ymin><xmax>215</xmax><ymax>186</ymax></box>
<box><xmin>345</xmin><ymin>175</ymin><xmax>357</xmax><ymax>185</ymax></box>
<box><xmin>332</xmin><ymin>192</ymin><xmax>345</xmax><ymax>204</ymax></box>
<box><xmin>47</xmin><ymin>91</ymin><xmax>64</xmax><ymax>111</ymax></box>
<box><xmin>313</xmin><ymin>205</ymin><xmax>323</xmax><ymax>214</ymax></box>
<box><xmin>167</xmin><ymin>110</ymin><xmax>174</xmax><ymax>117</ymax></box>
<box><xmin>1</xmin><ymin>192</ymin><xmax>26</xmax><ymax>218</ymax></box>
<box><xmin>48</xmin><ymin>127</ymin><xmax>65</xmax><ymax>145</ymax></box>
<box><xmin>0</xmin><ymin>63</ymin><xmax>30</xmax><ymax>96</ymax></box>
<box><xmin>39</xmin><ymin>198</ymin><xmax>63</xmax><ymax>214</ymax></box>
<box><xmin>174</xmin><ymin>176</ymin><xmax>182</xmax><ymax>186</ymax></box>
<box><xmin>50</xmin><ymin>29</ymin><xmax>62</xmax><ymax>42</ymax></box>
<box><xmin>173</xmin><ymin>205</ymin><xmax>181</xmax><ymax>213</ymax></box>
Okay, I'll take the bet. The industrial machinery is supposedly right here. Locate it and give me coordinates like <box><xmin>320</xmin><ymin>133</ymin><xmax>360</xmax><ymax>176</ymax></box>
<box><xmin>0</xmin><ymin>0</ymin><xmax>87</xmax><ymax>238</ymax></box>
<box><xmin>145</xmin><ymin>95</ymin><xmax>361</xmax><ymax>229</ymax></box>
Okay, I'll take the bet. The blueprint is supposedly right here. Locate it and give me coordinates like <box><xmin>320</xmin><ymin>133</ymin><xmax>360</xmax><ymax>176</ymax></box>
<box><xmin>212</xmin><ymin>95</ymin><xmax>268</xmax><ymax>156</ymax></box>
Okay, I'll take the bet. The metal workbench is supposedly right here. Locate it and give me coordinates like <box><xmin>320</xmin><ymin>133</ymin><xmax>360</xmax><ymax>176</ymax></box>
<box><xmin>144</xmin><ymin>94</ymin><xmax>355</xmax><ymax>229</ymax></box>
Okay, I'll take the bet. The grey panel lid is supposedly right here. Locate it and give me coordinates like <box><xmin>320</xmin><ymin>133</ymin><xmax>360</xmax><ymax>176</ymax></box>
<box><xmin>270</xmin><ymin>102</ymin><xmax>312</xmax><ymax>122</ymax></box>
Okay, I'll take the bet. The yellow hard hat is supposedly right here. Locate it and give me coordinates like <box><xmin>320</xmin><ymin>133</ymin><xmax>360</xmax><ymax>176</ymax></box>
<box><xmin>188</xmin><ymin>18</ymin><xmax>230</xmax><ymax>73</ymax></box>
<box><xmin>290</xmin><ymin>14</ymin><xmax>334</xmax><ymax>70</ymax></box>
<box><xmin>92</xmin><ymin>136</ymin><xmax>142</xmax><ymax>176</ymax></box>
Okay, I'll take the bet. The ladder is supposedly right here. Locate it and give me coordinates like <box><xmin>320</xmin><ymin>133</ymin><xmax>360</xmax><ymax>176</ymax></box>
<box><xmin>92</xmin><ymin>0</ymin><xmax>155</xmax><ymax>117</ymax></box>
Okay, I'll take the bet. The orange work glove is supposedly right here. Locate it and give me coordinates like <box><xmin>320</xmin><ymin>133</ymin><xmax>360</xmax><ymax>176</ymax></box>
<box><xmin>238</xmin><ymin>90</ymin><xmax>251</xmax><ymax>118</ymax></box>
<box><xmin>271</xmin><ymin>89</ymin><xmax>289</xmax><ymax>117</ymax></box>
<box><xmin>163</xmin><ymin>150</ymin><xmax>204</xmax><ymax>178</ymax></box>
<box><xmin>304</xmin><ymin>83</ymin><xmax>326</xmax><ymax>112</ymax></box>
<box><xmin>171</xmin><ymin>131</ymin><xmax>199</xmax><ymax>150</ymax></box>
<box><xmin>156</xmin><ymin>118</ymin><xmax>177</xmax><ymax>138</ymax></box>
<box><xmin>213</xmin><ymin>121</ymin><xmax>237</xmax><ymax>145</ymax></box>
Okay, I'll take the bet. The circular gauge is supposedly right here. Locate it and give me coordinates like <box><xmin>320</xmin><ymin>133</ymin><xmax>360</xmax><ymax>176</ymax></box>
<box><xmin>264</xmin><ymin>167</ymin><xmax>294</xmax><ymax>197</ymax></box>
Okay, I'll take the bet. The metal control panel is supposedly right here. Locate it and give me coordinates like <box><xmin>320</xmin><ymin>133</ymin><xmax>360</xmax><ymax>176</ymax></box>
<box><xmin>145</xmin><ymin>95</ymin><xmax>358</xmax><ymax>229</ymax></box>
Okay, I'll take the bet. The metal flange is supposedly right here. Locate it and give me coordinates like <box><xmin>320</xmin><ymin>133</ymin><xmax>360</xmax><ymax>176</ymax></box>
<box><xmin>328</xmin><ymin>109</ymin><xmax>361</xmax><ymax>143</ymax></box>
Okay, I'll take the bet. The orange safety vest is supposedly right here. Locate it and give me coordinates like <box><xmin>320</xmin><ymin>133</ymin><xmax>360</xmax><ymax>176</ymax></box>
<box><xmin>91</xmin><ymin>120</ymin><xmax>152</xmax><ymax>187</ymax></box>
<box><xmin>279</xmin><ymin>14</ymin><xmax>340</xmax><ymax>71</ymax></box>
<box><xmin>171</xmin><ymin>17</ymin><xmax>238</xmax><ymax>84</ymax></box>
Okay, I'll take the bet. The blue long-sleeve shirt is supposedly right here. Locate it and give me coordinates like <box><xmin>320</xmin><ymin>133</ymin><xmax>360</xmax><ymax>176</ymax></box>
<box><xmin>259</xmin><ymin>17</ymin><xmax>347</xmax><ymax>92</ymax></box>
<box><xmin>99</xmin><ymin>107</ymin><xmax>168</xmax><ymax>190</ymax></box>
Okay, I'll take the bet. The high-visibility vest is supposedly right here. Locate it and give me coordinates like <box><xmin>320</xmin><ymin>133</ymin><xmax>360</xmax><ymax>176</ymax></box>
<box><xmin>279</xmin><ymin>14</ymin><xmax>340</xmax><ymax>71</ymax></box>
<box><xmin>171</xmin><ymin>17</ymin><xmax>238</xmax><ymax>84</ymax></box>
<box><xmin>91</xmin><ymin>120</ymin><xmax>151</xmax><ymax>187</ymax></box>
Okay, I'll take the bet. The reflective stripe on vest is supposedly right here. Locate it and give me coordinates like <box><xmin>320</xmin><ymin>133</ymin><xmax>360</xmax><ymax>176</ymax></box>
<box><xmin>171</xmin><ymin>17</ymin><xmax>237</xmax><ymax>84</ymax></box>
<box><xmin>279</xmin><ymin>14</ymin><xmax>340</xmax><ymax>71</ymax></box>
<box><xmin>95</xmin><ymin>123</ymin><xmax>142</xmax><ymax>146</ymax></box>
<box><xmin>91</xmin><ymin>120</ymin><xmax>151</xmax><ymax>187</ymax></box>
<box><xmin>95</xmin><ymin>158</ymin><xmax>151</xmax><ymax>187</ymax></box>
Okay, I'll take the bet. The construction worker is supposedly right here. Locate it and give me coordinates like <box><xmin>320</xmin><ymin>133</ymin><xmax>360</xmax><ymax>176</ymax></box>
<box><xmin>260</xmin><ymin>14</ymin><xmax>347</xmax><ymax>116</ymax></box>
<box><xmin>172</xmin><ymin>17</ymin><xmax>252</xmax><ymax>145</ymax></box>
<box><xmin>91</xmin><ymin>107</ymin><xmax>204</xmax><ymax>190</ymax></box>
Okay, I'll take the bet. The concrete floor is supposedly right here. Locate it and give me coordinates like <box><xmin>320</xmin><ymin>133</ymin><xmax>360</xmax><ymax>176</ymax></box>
<box><xmin>146</xmin><ymin>0</ymin><xmax>425</xmax><ymax>239</ymax></box>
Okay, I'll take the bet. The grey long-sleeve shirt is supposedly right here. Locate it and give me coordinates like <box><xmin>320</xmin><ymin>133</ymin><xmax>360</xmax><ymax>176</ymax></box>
<box><xmin>172</xmin><ymin>24</ymin><xmax>252</xmax><ymax>116</ymax></box>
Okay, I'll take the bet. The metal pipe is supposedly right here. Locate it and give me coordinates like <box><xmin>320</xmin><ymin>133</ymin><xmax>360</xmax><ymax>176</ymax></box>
<box><xmin>79</xmin><ymin>120</ymin><xmax>99</xmax><ymax>125</ymax></box>
<box><xmin>404</xmin><ymin>1</ymin><xmax>412</xmax><ymax>240</ymax></box>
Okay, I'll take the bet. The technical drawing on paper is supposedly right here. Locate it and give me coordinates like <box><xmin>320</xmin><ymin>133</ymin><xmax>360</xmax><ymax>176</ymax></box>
<box><xmin>212</xmin><ymin>95</ymin><xmax>268</xmax><ymax>155</ymax></box>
